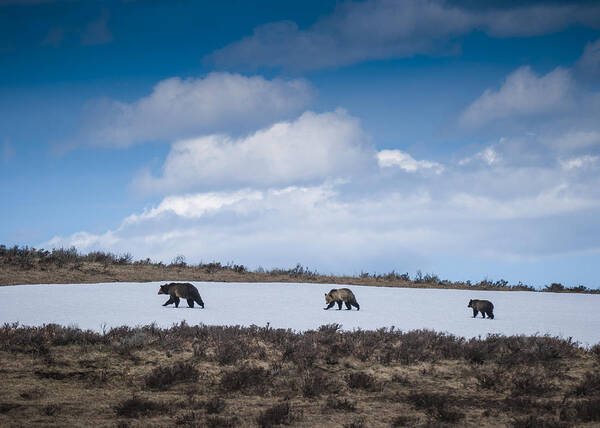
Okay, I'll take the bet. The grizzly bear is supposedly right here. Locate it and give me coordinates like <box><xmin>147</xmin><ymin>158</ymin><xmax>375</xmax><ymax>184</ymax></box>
<box><xmin>468</xmin><ymin>299</ymin><xmax>494</xmax><ymax>319</ymax></box>
<box><xmin>158</xmin><ymin>283</ymin><xmax>204</xmax><ymax>308</ymax></box>
<box><xmin>324</xmin><ymin>288</ymin><xmax>360</xmax><ymax>311</ymax></box>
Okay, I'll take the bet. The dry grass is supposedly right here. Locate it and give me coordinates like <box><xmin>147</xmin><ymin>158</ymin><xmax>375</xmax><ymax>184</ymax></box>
<box><xmin>1</xmin><ymin>323</ymin><xmax>599</xmax><ymax>427</ymax></box>
<box><xmin>3</xmin><ymin>245</ymin><xmax>598</xmax><ymax>293</ymax></box>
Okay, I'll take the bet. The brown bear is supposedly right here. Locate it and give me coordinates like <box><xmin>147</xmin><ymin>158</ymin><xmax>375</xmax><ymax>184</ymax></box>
<box><xmin>468</xmin><ymin>299</ymin><xmax>494</xmax><ymax>319</ymax></box>
<box><xmin>158</xmin><ymin>283</ymin><xmax>204</xmax><ymax>308</ymax></box>
<box><xmin>324</xmin><ymin>288</ymin><xmax>360</xmax><ymax>311</ymax></box>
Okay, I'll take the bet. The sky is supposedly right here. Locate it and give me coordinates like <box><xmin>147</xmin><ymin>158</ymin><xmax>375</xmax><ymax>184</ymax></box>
<box><xmin>1</xmin><ymin>0</ymin><xmax>600</xmax><ymax>288</ymax></box>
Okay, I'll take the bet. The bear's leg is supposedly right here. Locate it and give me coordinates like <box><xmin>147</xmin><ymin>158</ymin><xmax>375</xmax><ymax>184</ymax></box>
<box><xmin>195</xmin><ymin>297</ymin><xmax>204</xmax><ymax>308</ymax></box>
<box><xmin>488</xmin><ymin>311</ymin><xmax>494</xmax><ymax>319</ymax></box>
<box><xmin>163</xmin><ymin>297</ymin><xmax>174</xmax><ymax>306</ymax></box>
<box><xmin>472</xmin><ymin>309</ymin><xmax>478</xmax><ymax>318</ymax></box>
<box><xmin>187</xmin><ymin>299</ymin><xmax>195</xmax><ymax>308</ymax></box>
<box><xmin>174</xmin><ymin>297</ymin><xmax>180</xmax><ymax>308</ymax></box>
<box><xmin>337</xmin><ymin>301</ymin><xmax>343</xmax><ymax>310</ymax></box>
<box><xmin>353</xmin><ymin>301</ymin><xmax>360</xmax><ymax>311</ymax></box>
<box><xmin>345</xmin><ymin>302</ymin><xmax>352</xmax><ymax>310</ymax></box>
<box><xmin>481</xmin><ymin>312</ymin><xmax>486</xmax><ymax>318</ymax></box>
<box><xmin>324</xmin><ymin>302</ymin><xmax>335</xmax><ymax>310</ymax></box>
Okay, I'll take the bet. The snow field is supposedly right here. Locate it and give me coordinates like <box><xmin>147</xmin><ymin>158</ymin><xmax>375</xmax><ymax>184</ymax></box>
<box><xmin>0</xmin><ymin>281</ymin><xmax>598</xmax><ymax>345</ymax></box>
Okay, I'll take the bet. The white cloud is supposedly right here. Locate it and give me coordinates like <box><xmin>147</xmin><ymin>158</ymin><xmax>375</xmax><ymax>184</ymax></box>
<box><xmin>124</xmin><ymin>190</ymin><xmax>263</xmax><ymax>223</ymax></box>
<box><xmin>207</xmin><ymin>0</ymin><xmax>600</xmax><ymax>71</ymax></box>
<box><xmin>560</xmin><ymin>155</ymin><xmax>599</xmax><ymax>170</ymax></box>
<box><xmin>545</xmin><ymin>131</ymin><xmax>600</xmax><ymax>152</ymax></box>
<box><xmin>377</xmin><ymin>149</ymin><xmax>443</xmax><ymax>173</ymax></box>
<box><xmin>76</xmin><ymin>72</ymin><xmax>314</xmax><ymax>148</ymax></box>
<box><xmin>459</xmin><ymin>66</ymin><xmax>573</xmax><ymax>128</ymax></box>
<box><xmin>133</xmin><ymin>109</ymin><xmax>375</xmax><ymax>193</ymax></box>
<box><xmin>44</xmin><ymin>163</ymin><xmax>600</xmax><ymax>278</ymax></box>
<box><xmin>576</xmin><ymin>38</ymin><xmax>600</xmax><ymax>79</ymax></box>
<box><xmin>459</xmin><ymin>146</ymin><xmax>501</xmax><ymax>166</ymax></box>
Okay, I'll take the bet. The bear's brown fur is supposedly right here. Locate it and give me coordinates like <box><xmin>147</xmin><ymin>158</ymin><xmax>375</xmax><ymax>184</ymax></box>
<box><xmin>158</xmin><ymin>283</ymin><xmax>204</xmax><ymax>308</ymax></box>
<box><xmin>324</xmin><ymin>288</ymin><xmax>360</xmax><ymax>311</ymax></box>
<box><xmin>468</xmin><ymin>299</ymin><xmax>493</xmax><ymax>319</ymax></box>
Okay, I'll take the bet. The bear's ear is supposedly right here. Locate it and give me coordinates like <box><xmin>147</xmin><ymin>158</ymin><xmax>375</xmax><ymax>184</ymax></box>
<box><xmin>324</xmin><ymin>293</ymin><xmax>327</xmax><ymax>296</ymax></box>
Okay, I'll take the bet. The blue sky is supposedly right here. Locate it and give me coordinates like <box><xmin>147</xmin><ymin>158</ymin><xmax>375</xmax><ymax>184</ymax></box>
<box><xmin>2</xmin><ymin>0</ymin><xmax>600</xmax><ymax>287</ymax></box>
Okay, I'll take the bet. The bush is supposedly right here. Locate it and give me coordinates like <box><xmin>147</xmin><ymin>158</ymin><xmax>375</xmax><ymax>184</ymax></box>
<box><xmin>205</xmin><ymin>416</ymin><xmax>239</xmax><ymax>428</ymax></box>
<box><xmin>220</xmin><ymin>366</ymin><xmax>269</xmax><ymax>392</ymax></box>
<box><xmin>510</xmin><ymin>368</ymin><xmax>555</xmax><ymax>396</ymax></box>
<box><xmin>145</xmin><ymin>361</ymin><xmax>199</xmax><ymax>390</ymax></box>
<box><xmin>204</xmin><ymin>397</ymin><xmax>226</xmax><ymax>414</ymax></box>
<box><xmin>345</xmin><ymin>372</ymin><xmax>378</xmax><ymax>391</ymax></box>
<box><xmin>114</xmin><ymin>396</ymin><xmax>169</xmax><ymax>418</ymax></box>
<box><xmin>406</xmin><ymin>392</ymin><xmax>465</xmax><ymax>423</ymax></box>
<box><xmin>301</xmin><ymin>370</ymin><xmax>330</xmax><ymax>398</ymax></box>
<box><xmin>325</xmin><ymin>396</ymin><xmax>356</xmax><ymax>411</ymax></box>
<box><xmin>256</xmin><ymin>402</ymin><xmax>296</xmax><ymax>428</ymax></box>
<box><xmin>573</xmin><ymin>371</ymin><xmax>600</xmax><ymax>397</ymax></box>
<box><xmin>511</xmin><ymin>415</ymin><xmax>568</xmax><ymax>428</ymax></box>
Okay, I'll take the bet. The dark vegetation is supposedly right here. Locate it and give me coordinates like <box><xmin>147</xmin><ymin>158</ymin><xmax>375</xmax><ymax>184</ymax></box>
<box><xmin>0</xmin><ymin>322</ymin><xmax>599</xmax><ymax>426</ymax></box>
<box><xmin>2</xmin><ymin>244</ymin><xmax>598</xmax><ymax>292</ymax></box>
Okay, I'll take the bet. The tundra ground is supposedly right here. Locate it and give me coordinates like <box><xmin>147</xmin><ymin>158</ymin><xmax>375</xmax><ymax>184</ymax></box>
<box><xmin>1</xmin><ymin>323</ymin><xmax>599</xmax><ymax>427</ymax></box>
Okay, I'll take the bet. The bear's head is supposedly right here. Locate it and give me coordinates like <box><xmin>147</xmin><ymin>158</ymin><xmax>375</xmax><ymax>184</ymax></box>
<box><xmin>325</xmin><ymin>293</ymin><xmax>334</xmax><ymax>304</ymax></box>
<box><xmin>467</xmin><ymin>299</ymin><xmax>473</xmax><ymax>308</ymax></box>
<box><xmin>158</xmin><ymin>284</ymin><xmax>170</xmax><ymax>295</ymax></box>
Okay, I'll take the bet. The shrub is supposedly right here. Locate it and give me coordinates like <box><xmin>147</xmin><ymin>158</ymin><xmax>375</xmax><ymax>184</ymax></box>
<box><xmin>114</xmin><ymin>396</ymin><xmax>169</xmax><ymax>418</ymax></box>
<box><xmin>510</xmin><ymin>368</ymin><xmax>555</xmax><ymax>396</ymax></box>
<box><xmin>345</xmin><ymin>372</ymin><xmax>378</xmax><ymax>391</ymax></box>
<box><xmin>145</xmin><ymin>361</ymin><xmax>199</xmax><ymax>390</ymax></box>
<box><xmin>573</xmin><ymin>371</ymin><xmax>600</xmax><ymax>397</ymax></box>
<box><xmin>570</xmin><ymin>398</ymin><xmax>600</xmax><ymax>422</ymax></box>
<box><xmin>204</xmin><ymin>397</ymin><xmax>226</xmax><ymax>414</ymax></box>
<box><xmin>43</xmin><ymin>404</ymin><xmax>60</xmax><ymax>416</ymax></box>
<box><xmin>205</xmin><ymin>416</ymin><xmax>239</xmax><ymax>428</ymax></box>
<box><xmin>174</xmin><ymin>411</ymin><xmax>199</xmax><ymax>426</ymax></box>
<box><xmin>406</xmin><ymin>392</ymin><xmax>465</xmax><ymax>423</ymax></box>
<box><xmin>301</xmin><ymin>370</ymin><xmax>329</xmax><ymax>398</ymax></box>
<box><xmin>343</xmin><ymin>416</ymin><xmax>366</xmax><ymax>428</ymax></box>
<box><xmin>511</xmin><ymin>415</ymin><xmax>568</xmax><ymax>428</ymax></box>
<box><xmin>256</xmin><ymin>402</ymin><xmax>296</xmax><ymax>428</ymax></box>
<box><xmin>220</xmin><ymin>366</ymin><xmax>268</xmax><ymax>392</ymax></box>
<box><xmin>325</xmin><ymin>396</ymin><xmax>356</xmax><ymax>412</ymax></box>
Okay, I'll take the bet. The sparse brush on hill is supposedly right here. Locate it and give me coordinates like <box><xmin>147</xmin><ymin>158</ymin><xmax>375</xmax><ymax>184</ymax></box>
<box><xmin>1</xmin><ymin>244</ymin><xmax>598</xmax><ymax>292</ymax></box>
<box><xmin>0</xmin><ymin>322</ymin><xmax>598</xmax><ymax>427</ymax></box>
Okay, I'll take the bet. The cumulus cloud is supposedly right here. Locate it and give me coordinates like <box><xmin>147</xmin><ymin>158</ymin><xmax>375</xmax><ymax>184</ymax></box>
<box><xmin>44</xmin><ymin>159</ymin><xmax>600</xmax><ymax>282</ymax></box>
<box><xmin>377</xmin><ymin>149</ymin><xmax>443</xmax><ymax>174</ymax></box>
<box><xmin>459</xmin><ymin>146</ymin><xmax>501</xmax><ymax>166</ymax></box>
<box><xmin>546</xmin><ymin>130</ymin><xmax>600</xmax><ymax>152</ymax></box>
<box><xmin>560</xmin><ymin>155</ymin><xmax>599</xmax><ymax>170</ymax></box>
<box><xmin>75</xmin><ymin>72</ymin><xmax>314</xmax><ymax>148</ymax></box>
<box><xmin>459</xmin><ymin>66</ymin><xmax>573</xmax><ymax>129</ymax></box>
<box><xmin>576</xmin><ymin>38</ymin><xmax>600</xmax><ymax>79</ymax></box>
<box><xmin>133</xmin><ymin>109</ymin><xmax>375</xmax><ymax>193</ymax></box>
<box><xmin>207</xmin><ymin>0</ymin><xmax>600</xmax><ymax>71</ymax></box>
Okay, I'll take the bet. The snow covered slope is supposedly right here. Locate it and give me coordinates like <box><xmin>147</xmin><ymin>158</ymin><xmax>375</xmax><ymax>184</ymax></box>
<box><xmin>1</xmin><ymin>282</ymin><xmax>598</xmax><ymax>345</ymax></box>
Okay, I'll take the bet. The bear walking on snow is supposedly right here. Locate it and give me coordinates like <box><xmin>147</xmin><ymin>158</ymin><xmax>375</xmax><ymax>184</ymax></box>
<box><xmin>158</xmin><ymin>283</ymin><xmax>204</xmax><ymax>308</ymax></box>
<box><xmin>468</xmin><ymin>299</ymin><xmax>493</xmax><ymax>319</ymax></box>
<box><xmin>324</xmin><ymin>288</ymin><xmax>360</xmax><ymax>311</ymax></box>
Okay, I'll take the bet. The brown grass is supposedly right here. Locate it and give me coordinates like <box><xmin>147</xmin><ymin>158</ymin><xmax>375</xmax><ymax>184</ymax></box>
<box><xmin>0</xmin><ymin>323</ymin><xmax>598</xmax><ymax>427</ymax></box>
<box><xmin>2</xmin><ymin>244</ymin><xmax>598</xmax><ymax>293</ymax></box>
